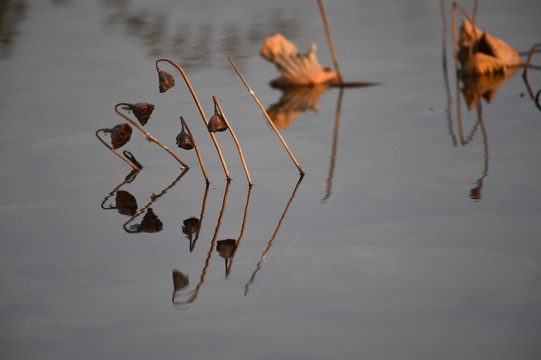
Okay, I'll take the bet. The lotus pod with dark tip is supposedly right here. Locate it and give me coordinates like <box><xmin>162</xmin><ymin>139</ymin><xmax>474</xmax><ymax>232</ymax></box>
<box><xmin>110</xmin><ymin>123</ymin><xmax>132</xmax><ymax>149</ymax></box>
<box><xmin>208</xmin><ymin>113</ymin><xmax>228</xmax><ymax>133</ymax></box>
<box><xmin>131</xmin><ymin>102</ymin><xmax>155</xmax><ymax>126</ymax></box>
<box><xmin>217</xmin><ymin>239</ymin><xmax>237</xmax><ymax>259</ymax></box>
<box><xmin>176</xmin><ymin>127</ymin><xmax>194</xmax><ymax>150</ymax></box>
<box><xmin>158</xmin><ymin>69</ymin><xmax>175</xmax><ymax>93</ymax></box>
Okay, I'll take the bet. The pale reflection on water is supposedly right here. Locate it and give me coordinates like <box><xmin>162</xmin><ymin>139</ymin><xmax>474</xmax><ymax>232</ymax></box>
<box><xmin>1</xmin><ymin>0</ymin><xmax>541</xmax><ymax>359</ymax></box>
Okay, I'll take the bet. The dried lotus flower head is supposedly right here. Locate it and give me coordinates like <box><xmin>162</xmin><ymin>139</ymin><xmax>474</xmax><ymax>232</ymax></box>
<box><xmin>110</xmin><ymin>123</ymin><xmax>132</xmax><ymax>149</ymax></box>
<box><xmin>176</xmin><ymin>123</ymin><xmax>194</xmax><ymax>150</ymax></box>
<box><xmin>207</xmin><ymin>112</ymin><xmax>228</xmax><ymax>133</ymax></box>
<box><xmin>128</xmin><ymin>102</ymin><xmax>155</xmax><ymax>126</ymax></box>
<box><xmin>158</xmin><ymin>68</ymin><xmax>175</xmax><ymax>93</ymax></box>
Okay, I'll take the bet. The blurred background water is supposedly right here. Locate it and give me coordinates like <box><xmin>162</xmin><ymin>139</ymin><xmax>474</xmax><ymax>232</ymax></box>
<box><xmin>1</xmin><ymin>0</ymin><xmax>541</xmax><ymax>359</ymax></box>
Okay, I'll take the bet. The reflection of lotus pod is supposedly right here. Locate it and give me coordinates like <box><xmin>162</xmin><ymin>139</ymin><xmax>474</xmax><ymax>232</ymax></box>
<box><xmin>176</xmin><ymin>128</ymin><xmax>194</xmax><ymax>150</ymax></box>
<box><xmin>158</xmin><ymin>69</ymin><xmax>175</xmax><ymax>93</ymax></box>
<box><xmin>110</xmin><ymin>123</ymin><xmax>132</xmax><ymax>149</ymax></box>
<box><xmin>131</xmin><ymin>103</ymin><xmax>155</xmax><ymax>126</ymax></box>
<box><xmin>208</xmin><ymin>113</ymin><xmax>228</xmax><ymax>133</ymax></box>
<box><xmin>217</xmin><ymin>239</ymin><xmax>237</xmax><ymax>259</ymax></box>
<box><xmin>139</xmin><ymin>208</ymin><xmax>163</xmax><ymax>233</ymax></box>
<box><xmin>115</xmin><ymin>190</ymin><xmax>138</xmax><ymax>216</ymax></box>
<box><xmin>182</xmin><ymin>217</ymin><xmax>200</xmax><ymax>236</ymax></box>
<box><xmin>172</xmin><ymin>269</ymin><xmax>189</xmax><ymax>291</ymax></box>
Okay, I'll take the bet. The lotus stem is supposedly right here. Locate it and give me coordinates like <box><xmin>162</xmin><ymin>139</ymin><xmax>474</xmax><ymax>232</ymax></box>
<box><xmin>228</xmin><ymin>56</ymin><xmax>305</xmax><ymax>175</ymax></box>
<box><xmin>114</xmin><ymin>103</ymin><xmax>189</xmax><ymax>169</ymax></box>
<box><xmin>212</xmin><ymin>96</ymin><xmax>252</xmax><ymax>186</ymax></box>
<box><xmin>317</xmin><ymin>0</ymin><xmax>343</xmax><ymax>84</ymax></box>
<box><xmin>155</xmin><ymin>59</ymin><xmax>231</xmax><ymax>180</ymax></box>
<box><xmin>180</xmin><ymin>116</ymin><xmax>209</xmax><ymax>184</ymax></box>
<box><xmin>95</xmin><ymin>128</ymin><xmax>141</xmax><ymax>171</ymax></box>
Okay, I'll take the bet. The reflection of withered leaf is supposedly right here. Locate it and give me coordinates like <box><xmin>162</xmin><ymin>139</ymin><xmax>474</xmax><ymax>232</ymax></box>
<box><xmin>268</xmin><ymin>85</ymin><xmax>329</xmax><ymax>130</ymax></box>
<box><xmin>115</xmin><ymin>190</ymin><xmax>138</xmax><ymax>216</ymax></box>
<box><xmin>261</xmin><ymin>33</ymin><xmax>339</xmax><ymax>87</ymax></box>
<box><xmin>461</xmin><ymin>66</ymin><xmax>518</xmax><ymax>109</ymax></box>
<box><xmin>459</xmin><ymin>20</ymin><xmax>522</xmax><ymax>76</ymax></box>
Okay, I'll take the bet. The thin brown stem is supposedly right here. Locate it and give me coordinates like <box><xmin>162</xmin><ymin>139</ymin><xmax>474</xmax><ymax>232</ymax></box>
<box><xmin>155</xmin><ymin>59</ymin><xmax>231</xmax><ymax>180</ymax></box>
<box><xmin>228</xmin><ymin>56</ymin><xmax>305</xmax><ymax>175</ymax></box>
<box><xmin>317</xmin><ymin>0</ymin><xmax>343</xmax><ymax>84</ymax></box>
<box><xmin>212</xmin><ymin>96</ymin><xmax>253</xmax><ymax>186</ymax></box>
<box><xmin>180</xmin><ymin>117</ymin><xmax>209</xmax><ymax>184</ymax></box>
<box><xmin>114</xmin><ymin>103</ymin><xmax>189</xmax><ymax>169</ymax></box>
<box><xmin>95</xmin><ymin>128</ymin><xmax>141</xmax><ymax>171</ymax></box>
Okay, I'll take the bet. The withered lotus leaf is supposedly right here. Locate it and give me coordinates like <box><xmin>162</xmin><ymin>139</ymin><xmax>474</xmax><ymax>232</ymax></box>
<box><xmin>132</xmin><ymin>103</ymin><xmax>155</xmax><ymax>126</ymax></box>
<box><xmin>207</xmin><ymin>113</ymin><xmax>228</xmax><ymax>133</ymax></box>
<box><xmin>176</xmin><ymin>128</ymin><xmax>194</xmax><ymax>150</ymax></box>
<box><xmin>110</xmin><ymin>123</ymin><xmax>132</xmax><ymax>149</ymax></box>
<box><xmin>158</xmin><ymin>69</ymin><xmax>175</xmax><ymax>93</ymax></box>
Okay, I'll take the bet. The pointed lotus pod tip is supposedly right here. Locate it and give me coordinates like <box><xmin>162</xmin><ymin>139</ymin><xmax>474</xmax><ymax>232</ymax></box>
<box><xmin>176</xmin><ymin>129</ymin><xmax>194</xmax><ymax>150</ymax></box>
<box><xmin>158</xmin><ymin>69</ymin><xmax>175</xmax><ymax>93</ymax></box>
<box><xmin>130</xmin><ymin>102</ymin><xmax>155</xmax><ymax>126</ymax></box>
<box><xmin>207</xmin><ymin>113</ymin><xmax>228</xmax><ymax>133</ymax></box>
<box><xmin>110</xmin><ymin>123</ymin><xmax>132</xmax><ymax>149</ymax></box>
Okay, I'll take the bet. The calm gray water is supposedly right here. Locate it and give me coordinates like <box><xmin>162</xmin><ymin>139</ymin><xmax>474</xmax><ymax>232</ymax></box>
<box><xmin>1</xmin><ymin>0</ymin><xmax>541</xmax><ymax>359</ymax></box>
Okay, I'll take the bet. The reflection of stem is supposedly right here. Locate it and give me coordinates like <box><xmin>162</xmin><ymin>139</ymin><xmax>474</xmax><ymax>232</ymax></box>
<box><xmin>174</xmin><ymin>181</ymin><xmax>231</xmax><ymax>307</ymax></box>
<box><xmin>155</xmin><ymin>59</ymin><xmax>231</xmax><ymax>180</ymax></box>
<box><xmin>180</xmin><ymin>117</ymin><xmax>209</xmax><ymax>183</ymax></box>
<box><xmin>114</xmin><ymin>103</ymin><xmax>189</xmax><ymax>169</ymax></box>
<box><xmin>189</xmin><ymin>183</ymin><xmax>210</xmax><ymax>252</ymax></box>
<box><xmin>226</xmin><ymin>185</ymin><xmax>253</xmax><ymax>277</ymax></box>
<box><xmin>96</xmin><ymin>128</ymin><xmax>141</xmax><ymax>171</ymax></box>
<box><xmin>228</xmin><ymin>56</ymin><xmax>304</xmax><ymax>175</ymax></box>
<box><xmin>317</xmin><ymin>0</ymin><xmax>343</xmax><ymax>84</ymax></box>
<box><xmin>245</xmin><ymin>175</ymin><xmax>303</xmax><ymax>296</ymax></box>
<box><xmin>213</xmin><ymin>96</ymin><xmax>253</xmax><ymax>186</ymax></box>
<box><xmin>440</xmin><ymin>0</ymin><xmax>458</xmax><ymax>147</ymax></box>
<box><xmin>123</xmin><ymin>169</ymin><xmax>188</xmax><ymax>233</ymax></box>
<box><xmin>100</xmin><ymin>169</ymin><xmax>139</xmax><ymax>210</ymax></box>
<box><xmin>522</xmin><ymin>43</ymin><xmax>541</xmax><ymax>103</ymax></box>
<box><xmin>469</xmin><ymin>104</ymin><xmax>489</xmax><ymax>201</ymax></box>
<box><xmin>322</xmin><ymin>88</ymin><xmax>344</xmax><ymax>203</ymax></box>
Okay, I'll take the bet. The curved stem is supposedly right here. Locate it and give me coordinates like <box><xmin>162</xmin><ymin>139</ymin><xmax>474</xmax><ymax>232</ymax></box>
<box><xmin>180</xmin><ymin>117</ymin><xmax>209</xmax><ymax>184</ymax></box>
<box><xmin>155</xmin><ymin>59</ymin><xmax>231</xmax><ymax>180</ymax></box>
<box><xmin>228</xmin><ymin>56</ymin><xmax>304</xmax><ymax>175</ymax></box>
<box><xmin>114</xmin><ymin>103</ymin><xmax>189</xmax><ymax>169</ymax></box>
<box><xmin>213</xmin><ymin>96</ymin><xmax>253</xmax><ymax>186</ymax></box>
<box><xmin>96</xmin><ymin>128</ymin><xmax>140</xmax><ymax>171</ymax></box>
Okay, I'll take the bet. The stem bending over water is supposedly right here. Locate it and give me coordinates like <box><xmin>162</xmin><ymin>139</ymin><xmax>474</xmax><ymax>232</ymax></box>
<box><xmin>228</xmin><ymin>56</ymin><xmax>304</xmax><ymax>176</ymax></box>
